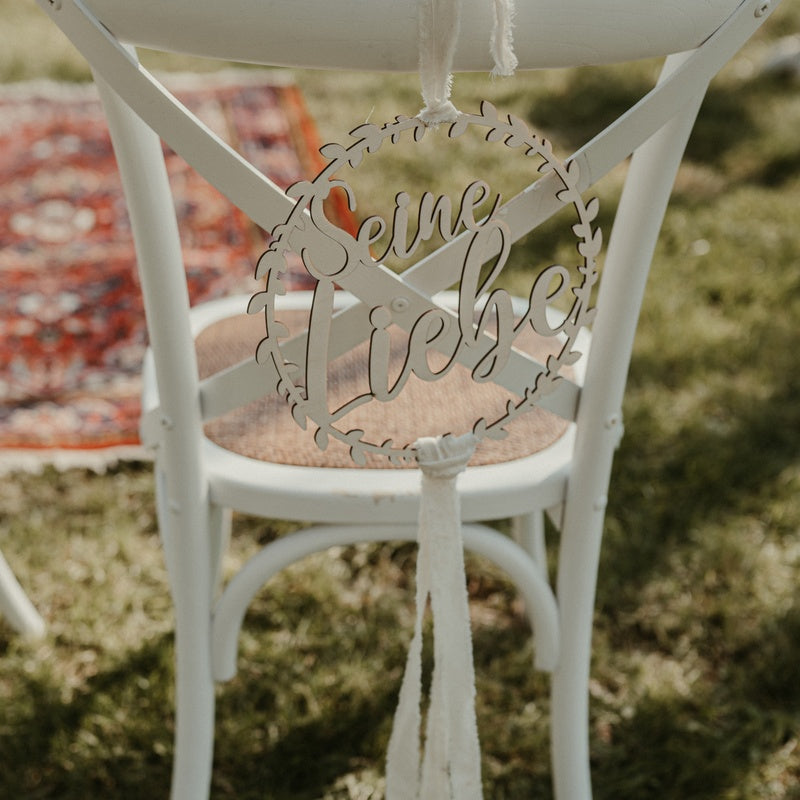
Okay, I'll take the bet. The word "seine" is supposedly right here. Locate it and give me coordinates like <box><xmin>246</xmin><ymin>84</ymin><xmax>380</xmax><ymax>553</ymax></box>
<box><xmin>293</xmin><ymin>178</ymin><xmax>571</xmax><ymax>409</ymax></box>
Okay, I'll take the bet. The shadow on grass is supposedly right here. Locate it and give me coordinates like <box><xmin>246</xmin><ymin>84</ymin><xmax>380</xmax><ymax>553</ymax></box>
<box><xmin>600</xmin><ymin>283</ymin><xmax>800</xmax><ymax>601</ymax></box>
<box><xmin>528</xmin><ymin>65</ymin><xmax>773</xmax><ymax>167</ymax></box>
<box><xmin>591</xmin><ymin>601</ymin><xmax>800</xmax><ymax>800</ymax></box>
<box><xmin>529</xmin><ymin>67</ymin><xmax>656</xmax><ymax>152</ymax></box>
<box><xmin>214</xmin><ymin>682</ymin><xmax>397</xmax><ymax>799</ymax></box>
<box><xmin>752</xmin><ymin>146</ymin><xmax>800</xmax><ymax>189</ymax></box>
<box><xmin>0</xmin><ymin>635</ymin><xmax>174</xmax><ymax>799</ymax></box>
<box><xmin>683</xmin><ymin>82</ymin><xmax>762</xmax><ymax>167</ymax></box>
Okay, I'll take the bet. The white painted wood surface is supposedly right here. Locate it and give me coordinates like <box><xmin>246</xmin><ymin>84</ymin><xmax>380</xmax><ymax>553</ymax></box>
<box><xmin>84</xmin><ymin>0</ymin><xmax>743</xmax><ymax>70</ymax></box>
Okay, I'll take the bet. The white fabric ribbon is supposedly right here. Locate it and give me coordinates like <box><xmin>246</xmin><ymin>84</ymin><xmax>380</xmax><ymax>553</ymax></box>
<box><xmin>418</xmin><ymin>0</ymin><xmax>518</xmax><ymax>125</ymax></box>
<box><xmin>385</xmin><ymin>432</ymin><xmax>483</xmax><ymax>800</ymax></box>
<box><xmin>489</xmin><ymin>0</ymin><xmax>519</xmax><ymax>77</ymax></box>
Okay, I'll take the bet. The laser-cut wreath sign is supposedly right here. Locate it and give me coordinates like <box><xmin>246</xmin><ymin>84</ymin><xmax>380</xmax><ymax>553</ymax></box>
<box><xmin>249</xmin><ymin>102</ymin><xmax>601</xmax><ymax>466</ymax></box>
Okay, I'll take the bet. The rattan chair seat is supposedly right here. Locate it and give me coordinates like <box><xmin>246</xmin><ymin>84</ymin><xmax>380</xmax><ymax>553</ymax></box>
<box><xmin>196</xmin><ymin>309</ymin><xmax>571</xmax><ymax>469</ymax></box>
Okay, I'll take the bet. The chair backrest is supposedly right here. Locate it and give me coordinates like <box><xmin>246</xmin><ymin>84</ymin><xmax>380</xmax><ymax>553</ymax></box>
<box><xmin>83</xmin><ymin>0</ymin><xmax>743</xmax><ymax>69</ymax></box>
<box><xmin>35</xmin><ymin>0</ymin><xmax>781</xmax><ymax>476</ymax></box>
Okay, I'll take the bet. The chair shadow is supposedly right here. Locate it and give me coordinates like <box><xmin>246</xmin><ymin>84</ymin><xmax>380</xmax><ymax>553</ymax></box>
<box><xmin>590</xmin><ymin>601</ymin><xmax>800</xmax><ymax>800</ymax></box>
<box><xmin>601</xmin><ymin>297</ymin><xmax>800</xmax><ymax>597</ymax></box>
<box><xmin>0</xmin><ymin>635</ymin><xmax>174</xmax><ymax>799</ymax></box>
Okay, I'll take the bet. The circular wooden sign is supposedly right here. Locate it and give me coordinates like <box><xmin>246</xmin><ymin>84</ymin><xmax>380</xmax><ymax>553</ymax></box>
<box><xmin>249</xmin><ymin>102</ymin><xmax>601</xmax><ymax>465</ymax></box>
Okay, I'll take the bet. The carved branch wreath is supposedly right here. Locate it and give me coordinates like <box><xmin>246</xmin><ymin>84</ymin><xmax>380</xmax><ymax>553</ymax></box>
<box><xmin>249</xmin><ymin>101</ymin><xmax>601</xmax><ymax>466</ymax></box>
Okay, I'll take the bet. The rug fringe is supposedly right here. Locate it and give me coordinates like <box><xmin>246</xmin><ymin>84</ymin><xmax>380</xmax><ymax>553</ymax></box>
<box><xmin>0</xmin><ymin>446</ymin><xmax>151</xmax><ymax>476</ymax></box>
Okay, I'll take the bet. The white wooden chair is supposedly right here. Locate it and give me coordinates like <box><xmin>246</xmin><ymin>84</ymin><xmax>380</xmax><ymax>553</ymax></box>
<box><xmin>36</xmin><ymin>0</ymin><xmax>782</xmax><ymax>797</ymax></box>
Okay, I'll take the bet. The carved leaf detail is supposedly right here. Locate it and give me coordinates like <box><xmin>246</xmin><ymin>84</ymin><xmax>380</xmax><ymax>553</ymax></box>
<box><xmin>504</xmin><ymin>115</ymin><xmax>530</xmax><ymax>148</ymax></box>
<box><xmin>265</xmin><ymin>318</ymin><xmax>290</xmax><ymax>340</ymax></box>
<box><xmin>319</xmin><ymin>142</ymin><xmax>361</xmax><ymax>168</ymax></box>
<box><xmin>247</xmin><ymin>291</ymin><xmax>269</xmax><ymax>315</ymax></box>
<box><xmin>291</xmin><ymin>402</ymin><xmax>308</xmax><ymax>430</ymax></box>
<box><xmin>486</xmin><ymin>425</ymin><xmax>509</xmax><ymax>441</ymax></box>
<box><xmin>314</xmin><ymin>427</ymin><xmax>329</xmax><ymax>451</ymax></box>
<box><xmin>478</xmin><ymin>100</ymin><xmax>499</xmax><ymax>124</ymax></box>
<box><xmin>449</xmin><ymin>115</ymin><xmax>470</xmax><ymax>139</ymax></box>
<box><xmin>254</xmin><ymin>248</ymin><xmax>286</xmax><ymax>281</ymax></box>
<box><xmin>344</xmin><ymin>429</ymin><xmax>368</xmax><ymax>466</ymax></box>
<box><xmin>485</xmin><ymin>126</ymin><xmax>505</xmax><ymax>143</ymax></box>
<box><xmin>265</xmin><ymin>270</ymin><xmax>288</xmax><ymax>297</ymax></box>
<box><xmin>565</xmin><ymin>159</ymin><xmax>581</xmax><ymax>183</ymax></box>
<box><xmin>556</xmin><ymin>186</ymin><xmax>577</xmax><ymax>204</ymax></box>
<box><xmin>577</xmin><ymin>306</ymin><xmax>598</xmax><ymax>327</ymax></box>
<box><xmin>390</xmin><ymin>117</ymin><xmax>409</xmax><ymax>143</ymax></box>
<box><xmin>286</xmin><ymin>180</ymin><xmax>316</xmax><ymax>200</ymax></box>
<box><xmin>578</xmin><ymin>228</ymin><xmax>603</xmax><ymax>257</ymax></box>
<box><xmin>558</xmin><ymin>348</ymin><xmax>582</xmax><ymax>366</ymax></box>
<box><xmin>349</xmin><ymin>123</ymin><xmax>384</xmax><ymax>153</ymax></box>
<box><xmin>254</xmin><ymin>338</ymin><xmax>271</xmax><ymax>364</ymax></box>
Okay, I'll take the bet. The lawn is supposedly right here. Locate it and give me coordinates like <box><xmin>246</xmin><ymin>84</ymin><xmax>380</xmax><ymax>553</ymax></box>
<box><xmin>1</xmin><ymin>1</ymin><xmax>799</xmax><ymax>798</ymax></box>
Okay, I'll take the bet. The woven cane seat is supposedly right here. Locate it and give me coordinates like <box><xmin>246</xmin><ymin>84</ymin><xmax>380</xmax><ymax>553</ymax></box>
<box><xmin>197</xmin><ymin>309</ymin><xmax>571</xmax><ymax>469</ymax></box>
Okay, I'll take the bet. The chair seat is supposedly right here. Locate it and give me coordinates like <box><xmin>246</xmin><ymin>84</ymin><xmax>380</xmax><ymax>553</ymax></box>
<box><xmin>196</xmin><ymin>308</ymin><xmax>571</xmax><ymax>470</ymax></box>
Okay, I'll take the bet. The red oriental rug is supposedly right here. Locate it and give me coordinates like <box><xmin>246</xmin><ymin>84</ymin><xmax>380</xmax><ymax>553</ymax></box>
<box><xmin>0</xmin><ymin>73</ymin><xmax>347</xmax><ymax>471</ymax></box>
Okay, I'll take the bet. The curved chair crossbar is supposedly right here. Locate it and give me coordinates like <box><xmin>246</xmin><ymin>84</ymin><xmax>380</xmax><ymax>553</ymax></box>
<box><xmin>211</xmin><ymin>522</ymin><xmax>560</xmax><ymax>682</ymax></box>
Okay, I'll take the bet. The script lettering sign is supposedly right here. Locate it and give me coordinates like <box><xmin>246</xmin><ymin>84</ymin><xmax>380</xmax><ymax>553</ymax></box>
<box><xmin>249</xmin><ymin>103</ymin><xmax>601</xmax><ymax>465</ymax></box>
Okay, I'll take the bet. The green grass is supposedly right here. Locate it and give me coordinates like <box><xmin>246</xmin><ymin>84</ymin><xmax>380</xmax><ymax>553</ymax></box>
<box><xmin>1</xmin><ymin>0</ymin><xmax>800</xmax><ymax>798</ymax></box>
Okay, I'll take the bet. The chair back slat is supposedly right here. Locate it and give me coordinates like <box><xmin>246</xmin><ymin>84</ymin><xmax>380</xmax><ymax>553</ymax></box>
<box><xmin>83</xmin><ymin>0</ymin><xmax>742</xmax><ymax>71</ymax></box>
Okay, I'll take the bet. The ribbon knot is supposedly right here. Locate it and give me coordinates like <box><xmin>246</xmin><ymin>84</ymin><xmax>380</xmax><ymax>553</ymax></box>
<box><xmin>418</xmin><ymin>0</ymin><xmax>518</xmax><ymax>126</ymax></box>
<box><xmin>415</xmin><ymin>433</ymin><xmax>477</xmax><ymax>479</ymax></box>
<box><xmin>386</xmin><ymin>433</ymin><xmax>482</xmax><ymax>800</ymax></box>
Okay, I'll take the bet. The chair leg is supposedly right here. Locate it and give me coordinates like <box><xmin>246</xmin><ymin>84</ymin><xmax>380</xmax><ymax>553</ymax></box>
<box><xmin>164</xmin><ymin>507</ymin><xmax>217</xmax><ymax>800</ymax></box>
<box><xmin>511</xmin><ymin>512</ymin><xmax>548</xmax><ymax>581</ymax></box>
<box><xmin>93</xmin><ymin>69</ymin><xmax>219</xmax><ymax>799</ymax></box>
<box><xmin>154</xmin><ymin>476</ymin><xmax>228</xmax><ymax>800</ymax></box>
<box><xmin>154</xmin><ymin>466</ymin><xmax>218</xmax><ymax>799</ymax></box>
<box><xmin>548</xmin><ymin>52</ymin><xmax>710</xmax><ymax>800</ymax></box>
<box><xmin>209</xmin><ymin>504</ymin><xmax>233</xmax><ymax>599</ymax></box>
<box><xmin>550</xmin><ymin>645</ymin><xmax>594</xmax><ymax>799</ymax></box>
<box><xmin>0</xmin><ymin>549</ymin><xmax>45</xmax><ymax>638</ymax></box>
<box><xmin>170</xmin><ymin>634</ymin><xmax>216</xmax><ymax>800</ymax></box>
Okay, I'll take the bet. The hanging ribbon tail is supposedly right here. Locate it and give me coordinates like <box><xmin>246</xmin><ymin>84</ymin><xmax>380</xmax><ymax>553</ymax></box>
<box><xmin>385</xmin><ymin>432</ymin><xmax>483</xmax><ymax>800</ymax></box>
<box><xmin>490</xmin><ymin>0</ymin><xmax>518</xmax><ymax>77</ymax></box>
<box><xmin>416</xmin><ymin>0</ymin><xmax>517</xmax><ymax>123</ymax></box>
<box><xmin>417</xmin><ymin>0</ymin><xmax>462</xmax><ymax>125</ymax></box>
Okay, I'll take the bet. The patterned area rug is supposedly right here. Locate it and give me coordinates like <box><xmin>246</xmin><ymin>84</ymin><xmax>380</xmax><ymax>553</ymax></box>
<box><xmin>0</xmin><ymin>73</ymin><xmax>344</xmax><ymax>471</ymax></box>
